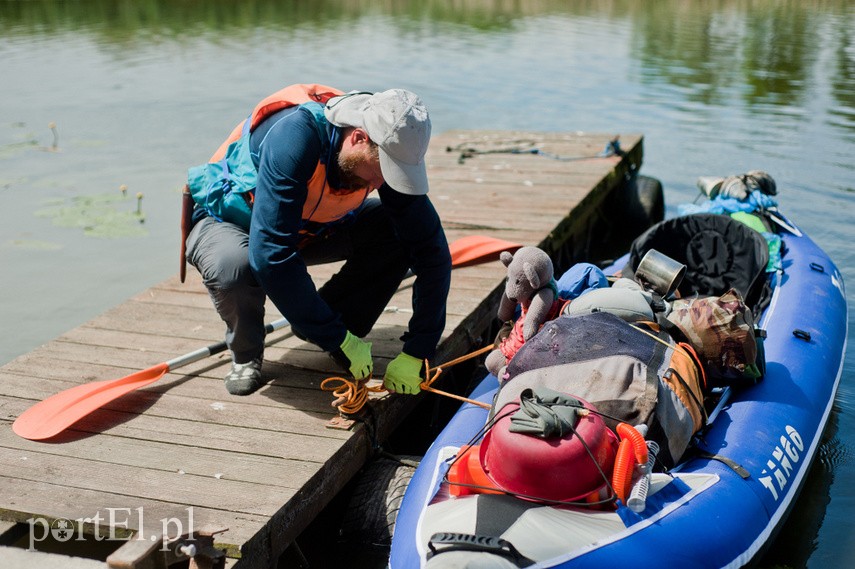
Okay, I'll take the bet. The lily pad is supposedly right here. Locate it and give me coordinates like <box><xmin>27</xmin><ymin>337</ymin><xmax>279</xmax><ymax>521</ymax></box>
<box><xmin>35</xmin><ymin>192</ymin><xmax>148</xmax><ymax>238</ymax></box>
<box><xmin>0</xmin><ymin>138</ymin><xmax>39</xmax><ymax>159</ymax></box>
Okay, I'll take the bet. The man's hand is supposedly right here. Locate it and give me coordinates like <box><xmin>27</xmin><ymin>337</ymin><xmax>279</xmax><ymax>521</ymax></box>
<box><xmin>384</xmin><ymin>352</ymin><xmax>423</xmax><ymax>395</ymax></box>
<box><xmin>332</xmin><ymin>331</ymin><xmax>373</xmax><ymax>379</ymax></box>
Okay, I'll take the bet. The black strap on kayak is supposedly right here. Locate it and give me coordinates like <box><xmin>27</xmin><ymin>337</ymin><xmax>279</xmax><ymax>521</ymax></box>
<box><xmin>474</xmin><ymin>495</ymin><xmax>539</xmax><ymax>537</ymax></box>
<box><xmin>427</xmin><ymin>532</ymin><xmax>534</xmax><ymax>567</ymax></box>
<box><xmin>695</xmin><ymin>450</ymin><xmax>751</xmax><ymax>479</ymax></box>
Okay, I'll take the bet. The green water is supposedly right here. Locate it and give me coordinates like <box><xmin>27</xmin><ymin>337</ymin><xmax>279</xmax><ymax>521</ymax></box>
<box><xmin>1</xmin><ymin>0</ymin><xmax>854</xmax><ymax>566</ymax></box>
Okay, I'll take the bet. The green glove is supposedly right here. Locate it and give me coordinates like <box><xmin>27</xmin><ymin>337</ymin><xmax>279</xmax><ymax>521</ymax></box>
<box><xmin>335</xmin><ymin>331</ymin><xmax>373</xmax><ymax>379</ymax></box>
<box><xmin>384</xmin><ymin>352</ymin><xmax>424</xmax><ymax>395</ymax></box>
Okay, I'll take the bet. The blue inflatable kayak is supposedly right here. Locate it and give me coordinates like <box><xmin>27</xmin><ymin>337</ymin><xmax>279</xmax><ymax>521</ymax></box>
<box><xmin>390</xmin><ymin>211</ymin><xmax>847</xmax><ymax>569</ymax></box>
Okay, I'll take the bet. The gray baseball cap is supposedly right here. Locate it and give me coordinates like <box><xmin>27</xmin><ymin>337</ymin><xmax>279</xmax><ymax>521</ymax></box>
<box><xmin>324</xmin><ymin>89</ymin><xmax>431</xmax><ymax>195</ymax></box>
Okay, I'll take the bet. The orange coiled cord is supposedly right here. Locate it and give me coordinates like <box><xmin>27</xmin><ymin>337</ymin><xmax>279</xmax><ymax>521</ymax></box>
<box><xmin>321</xmin><ymin>345</ymin><xmax>494</xmax><ymax>415</ymax></box>
<box><xmin>319</xmin><ymin>377</ymin><xmax>386</xmax><ymax>415</ymax></box>
<box><xmin>611</xmin><ymin>423</ymin><xmax>649</xmax><ymax>503</ymax></box>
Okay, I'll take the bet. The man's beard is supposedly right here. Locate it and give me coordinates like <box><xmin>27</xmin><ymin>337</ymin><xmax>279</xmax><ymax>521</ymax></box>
<box><xmin>334</xmin><ymin>150</ymin><xmax>369</xmax><ymax>193</ymax></box>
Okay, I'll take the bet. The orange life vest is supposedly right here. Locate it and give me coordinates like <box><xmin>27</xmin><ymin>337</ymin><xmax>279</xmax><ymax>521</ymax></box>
<box><xmin>210</xmin><ymin>83</ymin><xmax>342</xmax><ymax>161</ymax></box>
<box><xmin>193</xmin><ymin>83</ymin><xmax>370</xmax><ymax>228</ymax></box>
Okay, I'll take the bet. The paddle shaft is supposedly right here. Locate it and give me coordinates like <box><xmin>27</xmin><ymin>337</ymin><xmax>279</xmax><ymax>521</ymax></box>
<box><xmin>165</xmin><ymin>317</ymin><xmax>290</xmax><ymax>371</ymax></box>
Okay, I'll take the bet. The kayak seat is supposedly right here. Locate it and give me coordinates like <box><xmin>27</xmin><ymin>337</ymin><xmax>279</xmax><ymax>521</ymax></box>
<box><xmin>622</xmin><ymin>213</ymin><xmax>770</xmax><ymax>310</ymax></box>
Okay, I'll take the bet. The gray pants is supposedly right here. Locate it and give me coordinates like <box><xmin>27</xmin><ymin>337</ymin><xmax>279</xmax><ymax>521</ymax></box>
<box><xmin>185</xmin><ymin>198</ymin><xmax>410</xmax><ymax>363</ymax></box>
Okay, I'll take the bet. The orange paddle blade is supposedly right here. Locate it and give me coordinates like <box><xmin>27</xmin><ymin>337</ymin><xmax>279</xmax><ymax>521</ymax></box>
<box><xmin>12</xmin><ymin>363</ymin><xmax>169</xmax><ymax>441</ymax></box>
<box><xmin>449</xmin><ymin>235</ymin><xmax>522</xmax><ymax>267</ymax></box>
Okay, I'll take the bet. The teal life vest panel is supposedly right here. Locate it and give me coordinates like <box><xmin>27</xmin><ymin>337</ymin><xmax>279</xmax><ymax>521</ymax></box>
<box><xmin>187</xmin><ymin>101</ymin><xmax>329</xmax><ymax>230</ymax></box>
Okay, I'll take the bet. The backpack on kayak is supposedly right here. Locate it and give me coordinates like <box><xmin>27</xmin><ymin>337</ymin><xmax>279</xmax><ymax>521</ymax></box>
<box><xmin>665</xmin><ymin>288</ymin><xmax>765</xmax><ymax>386</ymax></box>
<box><xmin>492</xmin><ymin>312</ymin><xmax>706</xmax><ymax>469</ymax></box>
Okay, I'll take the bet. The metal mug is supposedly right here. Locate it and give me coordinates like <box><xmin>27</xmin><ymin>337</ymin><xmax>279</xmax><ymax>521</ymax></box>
<box><xmin>634</xmin><ymin>249</ymin><xmax>686</xmax><ymax>298</ymax></box>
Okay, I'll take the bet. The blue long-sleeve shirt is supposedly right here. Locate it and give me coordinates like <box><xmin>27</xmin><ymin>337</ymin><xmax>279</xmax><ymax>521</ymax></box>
<box><xmin>245</xmin><ymin>106</ymin><xmax>451</xmax><ymax>359</ymax></box>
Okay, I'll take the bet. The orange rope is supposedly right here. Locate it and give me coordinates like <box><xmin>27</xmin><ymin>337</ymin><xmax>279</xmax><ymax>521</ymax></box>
<box><xmin>420</xmin><ymin>346</ymin><xmax>493</xmax><ymax>410</ymax></box>
<box><xmin>321</xmin><ymin>345</ymin><xmax>494</xmax><ymax>415</ymax></box>
<box><xmin>319</xmin><ymin>377</ymin><xmax>386</xmax><ymax>415</ymax></box>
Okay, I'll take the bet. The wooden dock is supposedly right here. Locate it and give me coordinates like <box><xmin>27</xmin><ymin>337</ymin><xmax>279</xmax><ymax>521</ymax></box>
<box><xmin>0</xmin><ymin>130</ymin><xmax>643</xmax><ymax>568</ymax></box>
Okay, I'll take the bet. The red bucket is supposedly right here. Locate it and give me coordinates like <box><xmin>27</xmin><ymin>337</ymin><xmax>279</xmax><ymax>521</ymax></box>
<box><xmin>480</xmin><ymin>397</ymin><xmax>618</xmax><ymax>502</ymax></box>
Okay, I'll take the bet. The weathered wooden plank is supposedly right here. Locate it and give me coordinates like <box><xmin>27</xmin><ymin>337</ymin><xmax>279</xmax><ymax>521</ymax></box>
<box><xmin>4</xmin><ymin>342</ymin><xmax>323</xmax><ymax>388</ymax></box>
<box><xmin>0</xmin><ymin>396</ymin><xmax>349</xmax><ymax>464</ymax></box>
<box><xmin>132</xmin><ymin>279</ymin><xmax>502</xmax><ymax>319</ymax></box>
<box><xmin>79</xmin><ymin>303</ymin><xmax>234</xmax><ymax>341</ymax></box>
<box><xmin>74</xmin><ymin>294</ymin><xmax>489</xmax><ymax>347</ymax></box>
<box><xmin>432</xmin><ymin>169</ymin><xmax>622</xmax><ymax>187</ymax></box>
<box><xmin>18</xmin><ymin>338</ymin><xmax>336</xmax><ymax>383</ymax></box>
<box><xmin>0</xmin><ymin>426</ymin><xmax>321</xmax><ymax>491</ymax></box>
<box><xmin>0</xmin><ymin>446</ymin><xmax>294</xmax><ymax>518</ymax></box>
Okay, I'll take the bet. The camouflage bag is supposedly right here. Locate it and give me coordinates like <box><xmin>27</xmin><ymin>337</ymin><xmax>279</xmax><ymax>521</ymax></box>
<box><xmin>665</xmin><ymin>288</ymin><xmax>764</xmax><ymax>386</ymax></box>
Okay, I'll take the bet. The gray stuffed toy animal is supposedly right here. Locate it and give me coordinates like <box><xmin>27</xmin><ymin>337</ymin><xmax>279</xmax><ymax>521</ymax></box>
<box><xmin>485</xmin><ymin>247</ymin><xmax>557</xmax><ymax>379</ymax></box>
